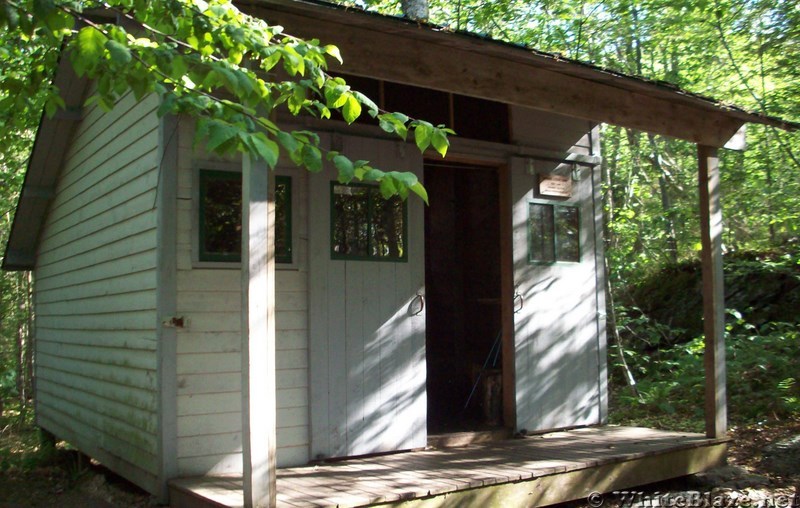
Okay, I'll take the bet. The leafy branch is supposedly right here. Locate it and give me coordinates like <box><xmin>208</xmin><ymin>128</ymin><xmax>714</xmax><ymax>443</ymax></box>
<box><xmin>0</xmin><ymin>0</ymin><xmax>456</xmax><ymax>202</ymax></box>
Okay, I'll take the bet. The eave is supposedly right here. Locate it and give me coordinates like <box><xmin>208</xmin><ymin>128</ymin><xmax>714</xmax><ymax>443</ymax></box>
<box><xmin>2</xmin><ymin>56</ymin><xmax>88</xmax><ymax>271</ymax></box>
<box><xmin>241</xmin><ymin>0</ymin><xmax>798</xmax><ymax>147</ymax></box>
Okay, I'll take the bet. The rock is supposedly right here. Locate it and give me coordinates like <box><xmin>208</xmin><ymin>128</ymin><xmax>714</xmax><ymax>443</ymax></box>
<box><xmin>690</xmin><ymin>465</ymin><xmax>750</xmax><ymax>488</ymax></box>
<box><xmin>762</xmin><ymin>434</ymin><xmax>800</xmax><ymax>476</ymax></box>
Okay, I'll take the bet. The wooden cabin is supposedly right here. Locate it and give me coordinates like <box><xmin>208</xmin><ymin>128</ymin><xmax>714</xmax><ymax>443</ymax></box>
<box><xmin>3</xmin><ymin>1</ymin><xmax>795</xmax><ymax>506</ymax></box>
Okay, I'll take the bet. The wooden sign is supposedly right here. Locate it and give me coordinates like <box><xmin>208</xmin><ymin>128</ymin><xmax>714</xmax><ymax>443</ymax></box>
<box><xmin>538</xmin><ymin>174</ymin><xmax>572</xmax><ymax>198</ymax></box>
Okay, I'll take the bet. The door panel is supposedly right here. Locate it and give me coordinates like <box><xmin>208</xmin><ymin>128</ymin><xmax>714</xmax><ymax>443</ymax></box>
<box><xmin>309</xmin><ymin>136</ymin><xmax>426</xmax><ymax>458</ymax></box>
<box><xmin>510</xmin><ymin>157</ymin><xmax>602</xmax><ymax>432</ymax></box>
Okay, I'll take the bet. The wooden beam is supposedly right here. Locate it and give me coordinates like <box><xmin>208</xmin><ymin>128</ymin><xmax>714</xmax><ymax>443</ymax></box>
<box><xmin>241</xmin><ymin>155</ymin><xmax>277</xmax><ymax>508</ymax></box>
<box><xmin>156</xmin><ymin>114</ymin><xmax>179</xmax><ymax>503</ymax></box>
<box><xmin>253</xmin><ymin>7</ymin><xmax>746</xmax><ymax>148</ymax></box>
<box><xmin>498</xmin><ymin>164</ymin><xmax>516</xmax><ymax>430</ymax></box>
<box><xmin>698</xmin><ymin>145</ymin><xmax>727</xmax><ymax>439</ymax></box>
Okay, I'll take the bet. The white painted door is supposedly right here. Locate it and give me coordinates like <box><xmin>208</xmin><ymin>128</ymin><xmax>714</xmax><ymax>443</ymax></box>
<box><xmin>510</xmin><ymin>156</ymin><xmax>605</xmax><ymax>433</ymax></box>
<box><xmin>309</xmin><ymin>136</ymin><xmax>426</xmax><ymax>459</ymax></box>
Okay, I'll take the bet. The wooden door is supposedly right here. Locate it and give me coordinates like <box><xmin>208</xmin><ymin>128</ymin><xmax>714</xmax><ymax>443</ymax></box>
<box><xmin>510</xmin><ymin>157</ymin><xmax>605</xmax><ymax>432</ymax></box>
<box><xmin>309</xmin><ymin>136</ymin><xmax>426</xmax><ymax>459</ymax></box>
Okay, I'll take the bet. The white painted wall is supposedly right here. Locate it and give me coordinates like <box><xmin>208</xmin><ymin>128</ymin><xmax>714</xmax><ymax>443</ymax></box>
<box><xmin>174</xmin><ymin>119</ymin><xmax>310</xmax><ymax>475</ymax></box>
<box><xmin>34</xmin><ymin>91</ymin><xmax>161</xmax><ymax>492</ymax></box>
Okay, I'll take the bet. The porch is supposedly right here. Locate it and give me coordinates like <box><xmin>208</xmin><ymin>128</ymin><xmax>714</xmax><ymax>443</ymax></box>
<box><xmin>169</xmin><ymin>426</ymin><xmax>729</xmax><ymax>508</ymax></box>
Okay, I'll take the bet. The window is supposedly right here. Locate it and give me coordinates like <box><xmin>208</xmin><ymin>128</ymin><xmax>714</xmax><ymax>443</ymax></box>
<box><xmin>528</xmin><ymin>203</ymin><xmax>580</xmax><ymax>263</ymax></box>
<box><xmin>331</xmin><ymin>183</ymin><xmax>407</xmax><ymax>261</ymax></box>
<box><xmin>198</xmin><ymin>169</ymin><xmax>292</xmax><ymax>264</ymax></box>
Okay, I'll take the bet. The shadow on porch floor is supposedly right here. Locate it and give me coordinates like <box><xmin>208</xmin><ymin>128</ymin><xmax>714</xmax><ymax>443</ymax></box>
<box><xmin>169</xmin><ymin>426</ymin><xmax>729</xmax><ymax>508</ymax></box>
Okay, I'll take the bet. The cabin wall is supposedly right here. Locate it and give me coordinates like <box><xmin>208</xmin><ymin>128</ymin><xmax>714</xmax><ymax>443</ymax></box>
<box><xmin>173</xmin><ymin>119</ymin><xmax>310</xmax><ymax>476</ymax></box>
<box><xmin>509</xmin><ymin>107</ymin><xmax>607</xmax><ymax>432</ymax></box>
<box><xmin>33</xmin><ymin>91</ymin><xmax>161</xmax><ymax>492</ymax></box>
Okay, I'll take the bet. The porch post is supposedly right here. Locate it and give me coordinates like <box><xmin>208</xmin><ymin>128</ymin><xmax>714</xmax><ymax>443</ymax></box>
<box><xmin>698</xmin><ymin>145</ymin><xmax>727</xmax><ymax>439</ymax></box>
<box><xmin>241</xmin><ymin>154</ymin><xmax>277</xmax><ymax>507</ymax></box>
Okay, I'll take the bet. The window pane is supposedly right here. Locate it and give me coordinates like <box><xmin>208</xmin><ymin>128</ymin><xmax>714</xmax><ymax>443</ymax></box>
<box><xmin>275</xmin><ymin>176</ymin><xmax>292</xmax><ymax>263</ymax></box>
<box><xmin>555</xmin><ymin>206</ymin><xmax>580</xmax><ymax>262</ymax></box>
<box><xmin>331</xmin><ymin>183</ymin><xmax>407</xmax><ymax>261</ymax></box>
<box><xmin>370</xmin><ymin>194</ymin><xmax>404</xmax><ymax>259</ymax></box>
<box><xmin>529</xmin><ymin>203</ymin><xmax>555</xmax><ymax>263</ymax></box>
<box><xmin>332</xmin><ymin>185</ymin><xmax>370</xmax><ymax>257</ymax></box>
<box><xmin>198</xmin><ymin>170</ymin><xmax>292</xmax><ymax>264</ymax></box>
<box><xmin>200</xmin><ymin>171</ymin><xmax>242</xmax><ymax>262</ymax></box>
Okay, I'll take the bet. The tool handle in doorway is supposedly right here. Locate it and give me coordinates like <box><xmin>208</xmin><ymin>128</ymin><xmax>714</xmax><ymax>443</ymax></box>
<box><xmin>412</xmin><ymin>293</ymin><xmax>425</xmax><ymax>316</ymax></box>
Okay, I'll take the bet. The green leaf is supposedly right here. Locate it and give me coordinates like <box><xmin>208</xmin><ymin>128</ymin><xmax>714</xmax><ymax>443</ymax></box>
<box><xmin>324</xmin><ymin>44</ymin><xmax>343</xmax><ymax>64</ymax></box>
<box><xmin>352</xmin><ymin>91</ymin><xmax>378</xmax><ymax>118</ymax></box>
<box><xmin>379</xmin><ymin>178</ymin><xmax>398</xmax><ymax>199</ymax></box>
<box><xmin>205</xmin><ymin>121</ymin><xmax>239</xmax><ymax>153</ymax></box>
<box><xmin>324</xmin><ymin>82</ymin><xmax>348</xmax><ymax>108</ymax></box>
<box><xmin>378</xmin><ymin>112</ymin><xmax>409</xmax><ymax>140</ymax></box>
<box><xmin>302</xmin><ymin>144</ymin><xmax>322</xmax><ymax>172</ymax></box>
<box><xmin>342</xmin><ymin>94</ymin><xmax>361</xmax><ymax>124</ymax></box>
<box><xmin>333</xmin><ymin>155</ymin><xmax>355</xmax><ymax>183</ymax></box>
<box><xmin>410</xmin><ymin>182</ymin><xmax>429</xmax><ymax>204</ymax></box>
<box><xmin>414</xmin><ymin>121</ymin><xmax>433</xmax><ymax>152</ymax></box>
<box><xmin>245</xmin><ymin>132</ymin><xmax>279</xmax><ymax>168</ymax></box>
<box><xmin>277</xmin><ymin>131</ymin><xmax>299</xmax><ymax>155</ymax></box>
<box><xmin>431</xmin><ymin>128</ymin><xmax>450</xmax><ymax>157</ymax></box>
<box><xmin>76</xmin><ymin>27</ymin><xmax>107</xmax><ymax>66</ymax></box>
<box><xmin>105</xmin><ymin>40</ymin><xmax>132</xmax><ymax>65</ymax></box>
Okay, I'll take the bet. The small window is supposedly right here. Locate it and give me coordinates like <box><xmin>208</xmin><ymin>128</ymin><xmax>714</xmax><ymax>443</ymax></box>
<box><xmin>198</xmin><ymin>170</ymin><xmax>292</xmax><ymax>264</ymax></box>
<box><xmin>331</xmin><ymin>183</ymin><xmax>407</xmax><ymax>262</ymax></box>
<box><xmin>528</xmin><ymin>203</ymin><xmax>580</xmax><ymax>263</ymax></box>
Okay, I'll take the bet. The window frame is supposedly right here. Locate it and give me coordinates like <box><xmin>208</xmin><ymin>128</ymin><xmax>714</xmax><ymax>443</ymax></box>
<box><xmin>527</xmin><ymin>200</ymin><xmax>581</xmax><ymax>265</ymax></box>
<box><xmin>329</xmin><ymin>181</ymin><xmax>408</xmax><ymax>263</ymax></box>
<box><xmin>192</xmin><ymin>161</ymin><xmax>297</xmax><ymax>269</ymax></box>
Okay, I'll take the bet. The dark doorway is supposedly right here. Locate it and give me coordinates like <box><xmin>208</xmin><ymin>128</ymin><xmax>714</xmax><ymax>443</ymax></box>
<box><xmin>424</xmin><ymin>162</ymin><xmax>504</xmax><ymax>434</ymax></box>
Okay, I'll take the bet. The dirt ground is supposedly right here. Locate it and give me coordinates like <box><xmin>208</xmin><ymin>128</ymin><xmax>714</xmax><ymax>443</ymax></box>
<box><xmin>0</xmin><ymin>418</ymin><xmax>798</xmax><ymax>507</ymax></box>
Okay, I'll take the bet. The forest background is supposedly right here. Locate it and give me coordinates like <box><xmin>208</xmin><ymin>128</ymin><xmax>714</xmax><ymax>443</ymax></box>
<box><xmin>1</xmin><ymin>0</ymin><xmax>798</xmax><ymax>439</ymax></box>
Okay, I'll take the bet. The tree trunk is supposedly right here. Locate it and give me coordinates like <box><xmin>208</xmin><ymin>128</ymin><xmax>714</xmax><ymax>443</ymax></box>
<box><xmin>648</xmin><ymin>134</ymin><xmax>678</xmax><ymax>264</ymax></box>
<box><xmin>401</xmin><ymin>0</ymin><xmax>428</xmax><ymax>22</ymax></box>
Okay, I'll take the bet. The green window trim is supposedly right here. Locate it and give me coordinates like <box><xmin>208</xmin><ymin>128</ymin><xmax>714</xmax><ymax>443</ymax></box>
<box><xmin>330</xmin><ymin>182</ymin><xmax>408</xmax><ymax>262</ymax></box>
<box><xmin>528</xmin><ymin>202</ymin><xmax>581</xmax><ymax>264</ymax></box>
<box><xmin>198</xmin><ymin>169</ymin><xmax>293</xmax><ymax>264</ymax></box>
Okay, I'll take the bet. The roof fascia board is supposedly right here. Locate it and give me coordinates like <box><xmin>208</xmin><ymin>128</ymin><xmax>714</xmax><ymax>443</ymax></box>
<box><xmin>2</xmin><ymin>54</ymin><xmax>88</xmax><ymax>271</ymax></box>
<box><xmin>248</xmin><ymin>0</ymin><xmax>797</xmax><ymax>135</ymax></box>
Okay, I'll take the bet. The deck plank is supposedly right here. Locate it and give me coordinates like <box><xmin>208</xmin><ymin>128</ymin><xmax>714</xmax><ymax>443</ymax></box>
<box><xmin>169</xmin><ymin>426</ymin><xmax>729</xmax><ymax>508</ymax></box>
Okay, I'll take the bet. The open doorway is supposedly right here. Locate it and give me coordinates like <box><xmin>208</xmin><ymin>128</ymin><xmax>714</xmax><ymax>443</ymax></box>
<box><xmin>424</xmin><ymin>161</ymin><xmax>504</xmax><ymax>434</ymax></box>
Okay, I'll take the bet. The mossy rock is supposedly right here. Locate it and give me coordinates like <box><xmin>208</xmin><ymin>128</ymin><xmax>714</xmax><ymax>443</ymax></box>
<box><xmin>620</xmin><ymin>250</ymin><xmax>800</xmax><ymax>346</ymax></box>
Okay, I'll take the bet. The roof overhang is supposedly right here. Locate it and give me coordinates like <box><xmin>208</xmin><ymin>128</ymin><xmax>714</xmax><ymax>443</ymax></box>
<box><xmin>241</xmin><ymin>0</ymin><xmax>797</xmax><ymax>147</ymax></box>
<box><xmin>2</xmin><ymin>56</ymin><xmax>88</xmax><ymax>271</ymax></box>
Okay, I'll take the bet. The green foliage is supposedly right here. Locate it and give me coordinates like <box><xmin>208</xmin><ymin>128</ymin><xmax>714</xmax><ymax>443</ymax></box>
<box><xmin>611</xmin><ymin>308</ymin><xmax>800</xmax><ymax>425</ymax></box>
<box><xmin>612</xmin><ymin>251</ymin><xmax>799</xmax><ymax>425</ymax></box>
<box><xmin>0</xmin><ymin>0</ymin><xmax>454</xmax><ymax>203</ymax></box>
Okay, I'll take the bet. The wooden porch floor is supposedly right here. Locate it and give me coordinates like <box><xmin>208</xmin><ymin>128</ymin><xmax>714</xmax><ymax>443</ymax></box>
<box><xmin>169</xmin><ymin>426</ymin><xmax>729</xmax><ymax>508</ymax></box>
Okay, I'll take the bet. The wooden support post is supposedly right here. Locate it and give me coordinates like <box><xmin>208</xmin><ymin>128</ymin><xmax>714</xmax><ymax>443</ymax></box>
<box><xmin>698</xmin><ymin>145</ymin><xmax>727</xmax><ymax>439</ymax></box>
<box><xmin>241</xmin><ymin>155</ymin><xmax>277</xmax><ymax>508</ymax></box>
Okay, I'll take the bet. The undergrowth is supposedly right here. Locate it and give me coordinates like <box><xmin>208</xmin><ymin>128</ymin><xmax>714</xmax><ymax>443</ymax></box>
<box><xmin>610</xmin><ymin>312</ymin><xmax>800</xmax><ymax>429</ymax></box>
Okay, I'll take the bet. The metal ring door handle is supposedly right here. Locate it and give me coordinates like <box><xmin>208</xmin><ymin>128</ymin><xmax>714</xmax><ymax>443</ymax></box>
<box><xmin>513</xmin><ymin>292</ymin><xmax>524</xmax><ymax>314</ymax></box>
<box><xmin>412</xmin><ymin>293</ymin><xmax>425</xmax><ymax>316</ymax></box>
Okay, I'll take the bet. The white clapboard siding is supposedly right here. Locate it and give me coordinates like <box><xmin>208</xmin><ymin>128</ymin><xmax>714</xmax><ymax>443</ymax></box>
<box><xmin>509</xmin><ymin>120</ymin><xmax>605</xmax><ymax>432</ymax></box>
<box><xmin>35</xmin><ymin>247</ymin><xmax>157</xmax><ymax>295</ymax></box>
<box><xmin>32</xmin><ymin>327</ymin><xmax>156</xmax><ymax>351</ymax></box>
<box><xmin>174</xmin><ymin>119</ymin><xmax>311</xmax><ymax>474</ymax></box>
<box><xmin>33</xmin><ymin>90</ymin><xmax>161</xmax><ymax>493</ymax></box>
<box><xmin>39</xmin><ymin>187</ymin><xmax>159</xmax><ymax>253</ymax></box>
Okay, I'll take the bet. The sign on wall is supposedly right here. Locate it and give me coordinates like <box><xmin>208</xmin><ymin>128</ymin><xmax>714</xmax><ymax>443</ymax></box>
<box><xmin>538</xmin><ymin>174</ymin><xmax>573</xmax><ymax>198</ymax></box>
